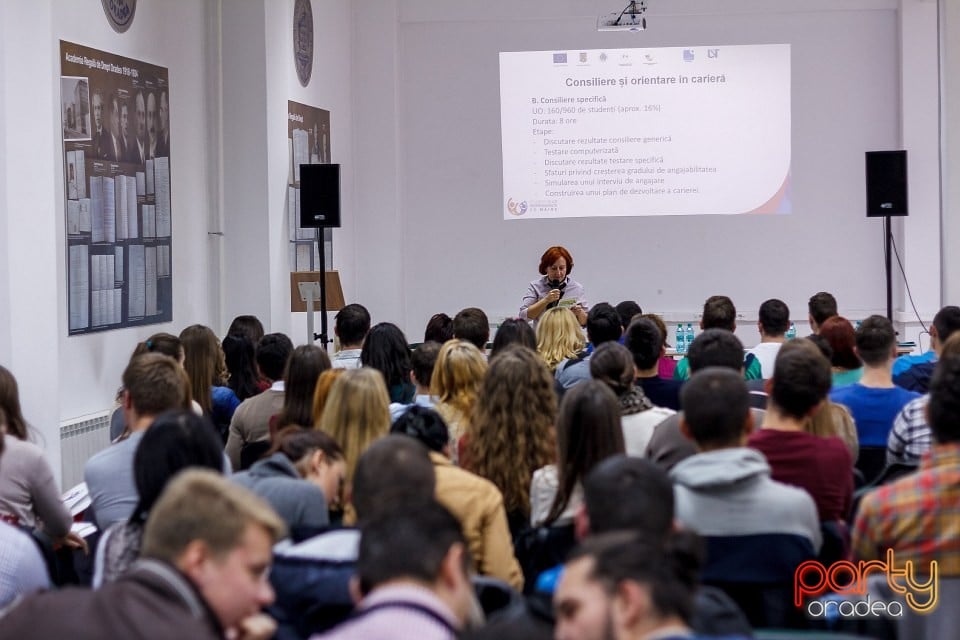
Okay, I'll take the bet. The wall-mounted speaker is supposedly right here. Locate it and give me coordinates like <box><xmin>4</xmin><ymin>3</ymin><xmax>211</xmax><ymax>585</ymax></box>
<box><xmin>865</xmin><ymin>150</ymin><xmax>908</xmax><ymax>217</ymax></box>
<box><xmin>299</xmin><ymin>164</ymin><xmax>341</xmax><ymax>228</ymax></box>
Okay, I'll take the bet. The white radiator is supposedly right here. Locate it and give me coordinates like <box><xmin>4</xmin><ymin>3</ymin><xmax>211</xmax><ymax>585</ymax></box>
<box><xmin>59</xmin><ymin>411</ymin><xmax>112</xmax><ymax>489</ymax></box>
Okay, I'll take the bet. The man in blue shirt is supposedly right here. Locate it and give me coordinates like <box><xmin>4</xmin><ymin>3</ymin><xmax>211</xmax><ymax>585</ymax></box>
<box><xmin>893</xmin><ymin>305</ymin><xmax>960</xmax><ymax>393</ymax></box>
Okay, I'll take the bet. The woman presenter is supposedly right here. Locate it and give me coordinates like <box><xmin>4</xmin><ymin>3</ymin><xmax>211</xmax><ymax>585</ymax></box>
<box><xmin>519</xmin><ymin>246</ymin><xmax>588</xmax><ymax>326</ymax></box>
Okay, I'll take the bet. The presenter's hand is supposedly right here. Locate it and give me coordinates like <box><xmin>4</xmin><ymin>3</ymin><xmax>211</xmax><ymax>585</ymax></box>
<box><xmin>545</xmin><ymin>289</ymin><xmax>562</xmax><ymax>304</ymax></box>
<box><xmin>571</xmin><ymin>304</ymin><xmax>587</xmax><ymax>327</ymax></box>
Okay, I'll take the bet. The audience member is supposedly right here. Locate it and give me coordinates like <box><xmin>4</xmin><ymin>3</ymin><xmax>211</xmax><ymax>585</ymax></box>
<box><xmin>221</xmin><ymin>333</ymin><xmax>262</xmax><ymax>401</ymax></box>
<box><xmin>180</xmin><ymin>324</ymin><xmax>241</xmax><ymax>440</ymax></box>
<box><xmin>590</xmin><ymin>342</ymin><xmax>673</xmax><ymax>456</ymax></box>
<box><xmin>463</xmin><ymin>346</ymin><xmax>556</xmax><ymax>538</ymax></box>
<box><xmin>85</xmin><ymin>354</ymin><xmax>189</xmax><ymax>528</ymax></box>
<box><xmin>555</xmin><ymin>302</ymin><xmax>622</xmax><ymax>391</ymax></box>
<box><xmin>432</xmin><ymin>340</ymin><xmax>487</xmax><ymax>454</ymax></box>
<box><xmin>536</xmin><ymin>307</ymin><xmax>587</xmax><ymax>373</ymax></box>
<box><xmin>747</xmin><ymin>298</ymin><xmax>790</xmax><ymax>379</ymax></box>
<box><xmin>232</xmin><ymin>427</ymin><xmax>344</xmax><ymax>540</ymax></box>
<box><xmin>894</xmin><ymin>305</ymin><xmax>960</xmax><ymax>393</ymax></box>
<box><xmin>747</xmin><ymin>342</ymin><xmax>853</xmax><ymax>523</ymax></box>
<box><xmin>227</xmin><ymin>314</ymin><xmax>265</xmax><ymax>344</ymax></box>
<box><xmin>331</xmin><ymin>304</ymin><xmax>370</xmax><ymax>369</ymax></box>
<box><xmin>360</xmin><ymin>322</ymin><xmax>416</xmax><ymax>403</ymax></box>
<box><xmin>803</xmin><ymin>334</ymin><xmax>861</xmax><ymax>461</ymax></box>
<box><xmin>409</xmin><ymin>341</ymin><xmax>441</xmax><ymax>409</ymax></box>
<box><xmin>225</xmin><ymin>333</ymin><xmax>293</xmax><ymax>470</ymax></box>
<box><xmin>94</xmin><ymin>410</ymin><xmax>224</xmax><ymax>587</ymax></box>
<box><xmin>819</xmin><ymin>316</ymin><xmax>864</xmax><ymax>387</ymax></box>
<box><xmin>424</xmin><ymin>313</ymin><xmax>454</xmax><ymax>344</ymax></box>
<box><xmin>311</xmin><ymin>368</ymin><xmax>345</xmax><ymax>426</ymax></box>
<box><xmin>807</xmin><ymin>291</ymin><xmax>838</xmax><ymax>334</ymax></box>
<box><xmin>314</xmin><ymin>501</ymin><xmax>477</xmax><ymax>640</ymax></box>
<box><xmin>625</xmin><ymin>317</ymin><xmax>683</xmax><ymax>411</ymax></box>
<box><xmin>830</xmin><ymin>315</ymin><xmax>921</xmax><ymax>483</ymax></box>
<box><xmin>614</xmin><ymin>300</ymin><xmax>642</xmax><ymax>333</ymax></box>
<box><xmin>453</xmin><ymin>307</ymin><xmax>491</xmax><ymax>351</ymax></box>
<box><xmin>639</xmin><ymin>313</ymin><xmax>678</xmax><ymax>380</ymax></box>
<box><xmin>272</xmin><ymin>345</ymin><xmax>331</xmax><ymax>435</ymax></box>
<box><xmin>530</xmin><ymin>380</ymin><xmax>624</xmax><ymax>527</ymax></box>
<box><xmin>673</xmin><ymin>295</ymin><xmax>762</xmax><ymax>381</ymax></box>
<box><xmin>392</xmin><ymin>406</ymin><xmax>523</xmax><ymax>590</ymax></box>
<box><xmin>489</xmin><ymin>318</ymin><xmax>537</xmax><ymax>358</ymax></box>
<box><xmin>1</xmin><ymin>470</ymin><xmax>285</xmax><ymax>640</ymax></box>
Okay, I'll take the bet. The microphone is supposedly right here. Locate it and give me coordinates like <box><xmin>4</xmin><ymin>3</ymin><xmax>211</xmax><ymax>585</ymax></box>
<box><xmin>545</xmin><ymin>279</ymin><xmax>567</xmax><ymax>310</ymax></box>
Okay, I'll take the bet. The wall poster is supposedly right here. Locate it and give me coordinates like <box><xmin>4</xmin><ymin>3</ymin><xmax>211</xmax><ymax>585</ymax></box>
<box><xmin>287</xmin><ymin>100</ymin><xmax>332</xmax><ymax>272</ymax></box>
<box><xmin>60</xmin><ymin>41</ymin><xmax>173</xmax><ymax>335</ymax></box>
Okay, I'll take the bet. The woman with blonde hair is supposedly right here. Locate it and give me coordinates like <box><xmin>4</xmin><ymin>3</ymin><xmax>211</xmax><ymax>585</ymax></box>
<box><xmin>179</xmin><ymin>324</ymin><xmax>240</xmax><ymax>441</ymax></box>
<box><xmin>432</xmin><ymin>340</ymin><xmax>487</xmax><ymax>454</ymax></box>
<box><xmin>463</xmin><ymin>345</ymin><xmax>556</xmax><ymax>538</ymax></box>
<box><xmin>311</xmin><ymin>368</ymin><xmax>345</xmax><ymax>427</ymax></box>
<box><xmin>536</xmin><ymin>307</ymin><xmax>587</xmax><ymax>372</ymax></box>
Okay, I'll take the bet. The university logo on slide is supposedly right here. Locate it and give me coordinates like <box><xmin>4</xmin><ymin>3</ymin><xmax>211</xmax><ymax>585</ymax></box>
<box><xmin>506</xmin><ymin>198</ymin><xmax>528</xmax><ymax>216</ymax></box>
<box><xmin>794</xmin><ymin>550</ymin><xmax>938</xmax><ymax>619</ymax></box>
<box><xmin>553</xmin><ymin>53</ymin><xmax>567</xmax><ymax>64</ymax></box>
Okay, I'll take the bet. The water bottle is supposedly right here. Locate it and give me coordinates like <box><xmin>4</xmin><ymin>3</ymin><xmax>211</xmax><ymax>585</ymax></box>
<box><xmin>675</xmin><ymin>324</ymin><xmax>685</xmax><ymax>354</ymax></box>
<box><xmin>786</xmin><ymin>322</ymin><xmax>797</xmax><ymax>340</ymax></box>
<box><xmin>686</xmin><ymin>323</ymin><xmax>695</xmax><ymax>351</ymax></box>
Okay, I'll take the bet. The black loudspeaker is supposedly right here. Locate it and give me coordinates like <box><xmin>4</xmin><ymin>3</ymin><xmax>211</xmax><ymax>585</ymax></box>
<box><xmin>299</xmin><ymin>164</ymin><xmax>341</xmax><ymax>228</ymax></box>
<box><xmin>865</xmin><ymin>150</ymin><xmax>908</xmax><ymax>217</ymax></box>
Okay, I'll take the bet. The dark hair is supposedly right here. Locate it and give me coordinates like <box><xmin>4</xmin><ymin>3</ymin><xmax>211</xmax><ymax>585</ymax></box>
<box><xmin>680</xmin><ymin>367</ymin><xmax>750</xmax><ymax>448</ymax></box>
<box><xmin>702</xmin><ymin>295</ymin><xmax>736</xmax><ymax>331</ymax></box>
<box><xmin>806</xmin><ymin>334</ymin><xmax>834</xmax><ymax>361</ymax></box>
<box><xmin>686</xmin><ymin>329</ymin><xmax>744</xmax><ymax>373</ymax></box>
<box><xmin>227</xmin><ymin>315</ymin><xmax>264</xmax><ymax>345</ymax></box>
<box><xmin>132</xmin><ymin>333</ymin><xmax>183</xmax><ymax>361</ymax></box>
<box><xmin>490</xmin><ymin>318</ymin><xmax>537</xmax><ymax>358</ymax></box>
<box><xmin>770</xmin><ymin>346</ymin><xmax>832</xmax><ymax>420</ymax></box>
<box><xmin>275</xmin><ymin>345</ymin><xmax>331</xmax><ymax>430</ymax></box>
<box><xmin>584</xmin><ymin>455</ymin><xmax>674</xmax><ymax>537</ymax></box>
<box><xmin>256</xmin><ymin>333</ymin><xmax>294</xmax><ymax>382</ymax></box>
<box><xmin>0</xmin><ymin>406</ymin><xmax>5</xmax><ymax>456</ymax></box>
<box><xmin>855</xmin><ymin>315</ymin><xmax>896</xmax><ymax>367</ymax></box>
<box><xmin>356</xmin><ymin>500</ymin><xmax>466</xmax><ymax>596</ymax></box>
<box><xmin>586</xmin><ymin>303</ymin><xmax>622</xmax><ymax>346</ymax></box>
<box><xmin>424</xmin><ymin>313</ymin><xmax>454</xmax><ymax>344</ymax></box>
<box><xmin>589</xmin><ymin>342</ymin><xmax>636</xmax><ymax>397</ymax></box>
<box><xmin>808</xmin><ymin>292</ymin><xmax>838</xmax><ymax>328</ymax></box>
<box><xmin>0</xmin><ymin>366</ymin><xmax>29</xmax><ymax>440</ymax></box>
<box><xmin>615</xmin><ymin>301</ymin><xmax>642</xmax><ymax>330</ymax></box>
<box><xmin>819</xmin><ymin>316</ymin><xmax>861</xmax><ymax>370</ymax></box>
<box><xmin>568</xmin><ymin>531</ymin><xmax>704</xmax><ymax>625</ymax></box>
<box><xmin>221</xmin><ymin>333</ymin><xmax>260</xmax><ymax>401</ymax></box>
<box><xmin>391</xmin><ymin>405</ymin><xmax>449</xmax><ymax>453</ymax></box>
<box><xmin>360</xmin><ymin>323</ymin><xmax>413</xmax><ymax>389</ymax></box>
<box><xmin>928</xmin><ymin>352</ymin><xmax>960</xmax><ymax>444</ymax></box>
<box><xmin>270</xmin><ymin>426</ymin><xmax>344</xmax><ymax>474</ymax></box>
<box><xmin>453</xmin><ymin>308</ymin><xmax>490</xmax><ymax>350</ymax></box>
<box><xmin>123</xmin><ymin>353</ymin><xmax>188</xmax><ymax>417</ymax></box>
<box><xmin>546</xmin><ymin>380</ymin><xmax>625</xmax><ymax>524</ymax></box>
<box><xmin>933</xmin><ymin>306</ymin><xmax>960</xmax><ymax>345</ymax></box>
<box><xmin>411</xmin><ymin>341</ymin><xmax>442</xmax><ymax>388</ymax></box>
<box><xmin>130</xmin><ymin>410</ymin><xmax>224</xmax><ymax>524</ymax></box>
<box><xmin>538</xmin><ymin>246</ymin><xmax>574</xmax><ymax>275</ymax></box>
<box><xmin>335</xmin><ymin>304</ymin><xmax>371</xmax><ymax>347</ymax></box>
<box><xmin>624</xmin><ymin>318</ymin><xmax>663</xmax><ymax>371</ymax></box>
<box><xmin>353</xmin><ymin>435</ymin><xmax>435</xmax><ymax>522</ymax></box>
<box><xmin>759</xmin><ymin>299</ymin><xmax>790</xmax><ymax>336</ymax></box>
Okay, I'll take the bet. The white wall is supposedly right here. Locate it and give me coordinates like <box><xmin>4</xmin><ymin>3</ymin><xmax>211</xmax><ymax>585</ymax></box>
<box><xmin>350</xmin><ymin>0</ymin><xmax>942</xmax><ymax>347</ymax></box>
<box><xmin>943</xmin><ymin>0</ymin><xmax>960</xmax><ymax>304</ymax></box>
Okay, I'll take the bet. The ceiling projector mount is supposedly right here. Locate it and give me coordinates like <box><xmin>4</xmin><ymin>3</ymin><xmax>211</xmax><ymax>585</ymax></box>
<box><xmin>598</xmin><ymin>0</ymin><xmax>647</xmax><ymax>32</ymax></box>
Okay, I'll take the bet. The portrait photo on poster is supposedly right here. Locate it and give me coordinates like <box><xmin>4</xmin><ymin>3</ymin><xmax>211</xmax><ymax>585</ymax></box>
<box><xmin>61</xmin><ymin>77</ymin><xmax>92</xmax><ymax>141</ymax></box>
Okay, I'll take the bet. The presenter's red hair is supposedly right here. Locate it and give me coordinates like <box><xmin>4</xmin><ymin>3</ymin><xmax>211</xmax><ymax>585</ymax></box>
<box><xmin>539</xmin><ymin>246</ymin><xmax>574</xmax><ymax>275</ymax></box>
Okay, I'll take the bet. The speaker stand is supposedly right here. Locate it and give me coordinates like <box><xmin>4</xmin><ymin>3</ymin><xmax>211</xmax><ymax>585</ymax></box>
<box><xmin>315</xmin><ymin>232</ymin><xmax>331</xmax><ymax>350</ymax></box>
<box><xmin>884</xmin><ymin>215</ymin><xmax>893</xmax><ymax>323</ymax></box>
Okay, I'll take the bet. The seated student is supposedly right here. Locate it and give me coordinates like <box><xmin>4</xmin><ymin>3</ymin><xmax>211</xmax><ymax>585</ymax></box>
<box><xmin>424</xmin><ymin>313</ymin><xmax>454</xmax><ymax>344</ymax></box>
<box><xmin>2</xmin><ymin>470</ymin><xmax>286</xmax><ymax>640</ymax></box>
<box><xmin>360</xmin><ymin>323</ymin><xmax>417</xmax><ymax>404</ymax></box>
<box><xmin>331</xmin><ymin>304</ymin><xmax>370</xmax><ymax>369</ymax></box>
<box><xmin>0</xmin><ymin>405</ymin><xmax>51</xmax><ymax>610</ymax></box>
<box><xmin>268</xmin><ymin>436</ymin><xmax>437</xmax><ymax>639</ymax></box>
<box><xmin>391</xmin><ymin>406</ymin><xmax>522</xmax><ymax>590</ymax></box>
<box><xmin>671</xmin><ymin>368</ymin><xmax>821</xmax><ymax>626</ymax></box>
<box><xmin>673</xmin><ymin>295</ymin><xmax>762</xmax><ymax>381</ymax></box>
<box><xmin>747</xmin><ymin>298</ymin><xmax>790</xmax><ymax>379</ymax></box>
<box><xmin>625</xmin><ymin>317</ymin><xmax>684</xmax><ymax>411</ymax></box>
<box><xmin>271</xmin><ymin>345</ymin><xmax>331</xmax><ymax>437</ymax></box>
<box><xmin>179</xmin><ymin>324</ymin><xmax>242</xmax><ymax>440</ymax></box>
<box><xmin>231</xmin><ymin>427</ymin><xmax>345</xmax><ymax>540</ymax></box>
<box><xmin>453</xmin><ymin>307</ymin><xmax>491</xmax><ymax>352</ymax></box>
<box><xmin>589</xmin><ymin>342</ymin><xmax>674</xmax><ymax>457</ymax></box>
<box><xmin>555</xmin><ymin>303</ymin><xmax>622</xmax><ymax>391</ymax></box>
<box><xmin>432</xmin><ymin>340</ymin><xmax>487</xmax><ymax>452</ymax></box>
<box><xmin>390</xmin><ymin>341</ymin><xmax>442</xmax><ymax>423</ymax></box>
<box><xmin>94</xmin><ymin>410</ymin><xmax>225</xmax><ymax>587</ymax></box>
<box><xmin>489</xmin><ymin>318</ymin><xmax>537</xmax><ymax>358</ymax></box>
<box><xmin>819</xmin><ymin>316</ymin><xmax>864</xmax><ymax>388</ymax></box>
<box><xmin>639</xmin><ymin>313</ymin><xmax>679</xmax><ymax>381</ymax></box>
<box><xmin>807</xmin><ymin>291</ymin><xmax>838</xmax><ymax>335</ymax></box>
<box><xmin>894</xmin><ymin>305</ymin><xmax>960</xmax><ymax>393</ymax></box>
<box><xmin>536</xmin><ymin>307</ymin><xmax>587</xmax><ymax>374</ymax></box>
<box><xmin>645</xmin><ymin>330</ymin><xmax>767</xmax><ymax>472</ymax></box>
<box><xmin>747</xmin><ymin>341</ymin><xmax>854</xmax><ymax>524</ymax></box>
<box><xmin>830</xmin><ymin>316</ymin><xmax>922</xmax><ymax>483</ymax></box>
<box><xmin>314</xmin><ymin>501</ymin><xmax>479</xmax><ymax>640</ymax></box>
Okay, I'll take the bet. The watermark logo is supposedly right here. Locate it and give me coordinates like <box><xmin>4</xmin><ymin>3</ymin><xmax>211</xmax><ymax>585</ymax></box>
<box><xmin>506</xmin><ymin>198</ymin><xmax>528</xmax><ymax>216</ymax></box>
<box><xmin>794</xmin><ymin>550</ymin><xmax>938</xmax><ymax>619</ymax></box>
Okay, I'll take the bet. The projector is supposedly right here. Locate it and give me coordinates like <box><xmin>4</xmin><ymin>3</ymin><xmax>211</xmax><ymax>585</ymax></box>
<box><xmin>598</xmin><ymin>1</ymin><xmax>647</xmax><ymax>32</ymax></box>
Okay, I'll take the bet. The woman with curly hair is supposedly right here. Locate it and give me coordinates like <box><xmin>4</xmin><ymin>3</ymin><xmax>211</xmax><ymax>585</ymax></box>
<box><xmin>462</xmin><ymin>345</ymin><xmax>556</xmax><ymax>538</ymax></box>
<box><xmin>536</xmin><ymin>307</ymin><xmax>587</xmax><ymax>372</ymax></box>
<box><xmin>432</xmin><ymin>340</ymin><xmax>487</xmax><ymax>457</ymax></box>
<box><xmin>179</xmin><ymin>324</ymin><xmax>240</xmax><ymax>441</ymax></box>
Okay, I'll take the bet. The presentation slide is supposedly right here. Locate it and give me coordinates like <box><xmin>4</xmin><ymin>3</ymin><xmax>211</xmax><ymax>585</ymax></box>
<box><xmin>500</xmin><ymin>44</ymin><xmax>791</xmax><ymax>219</ymax></box>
